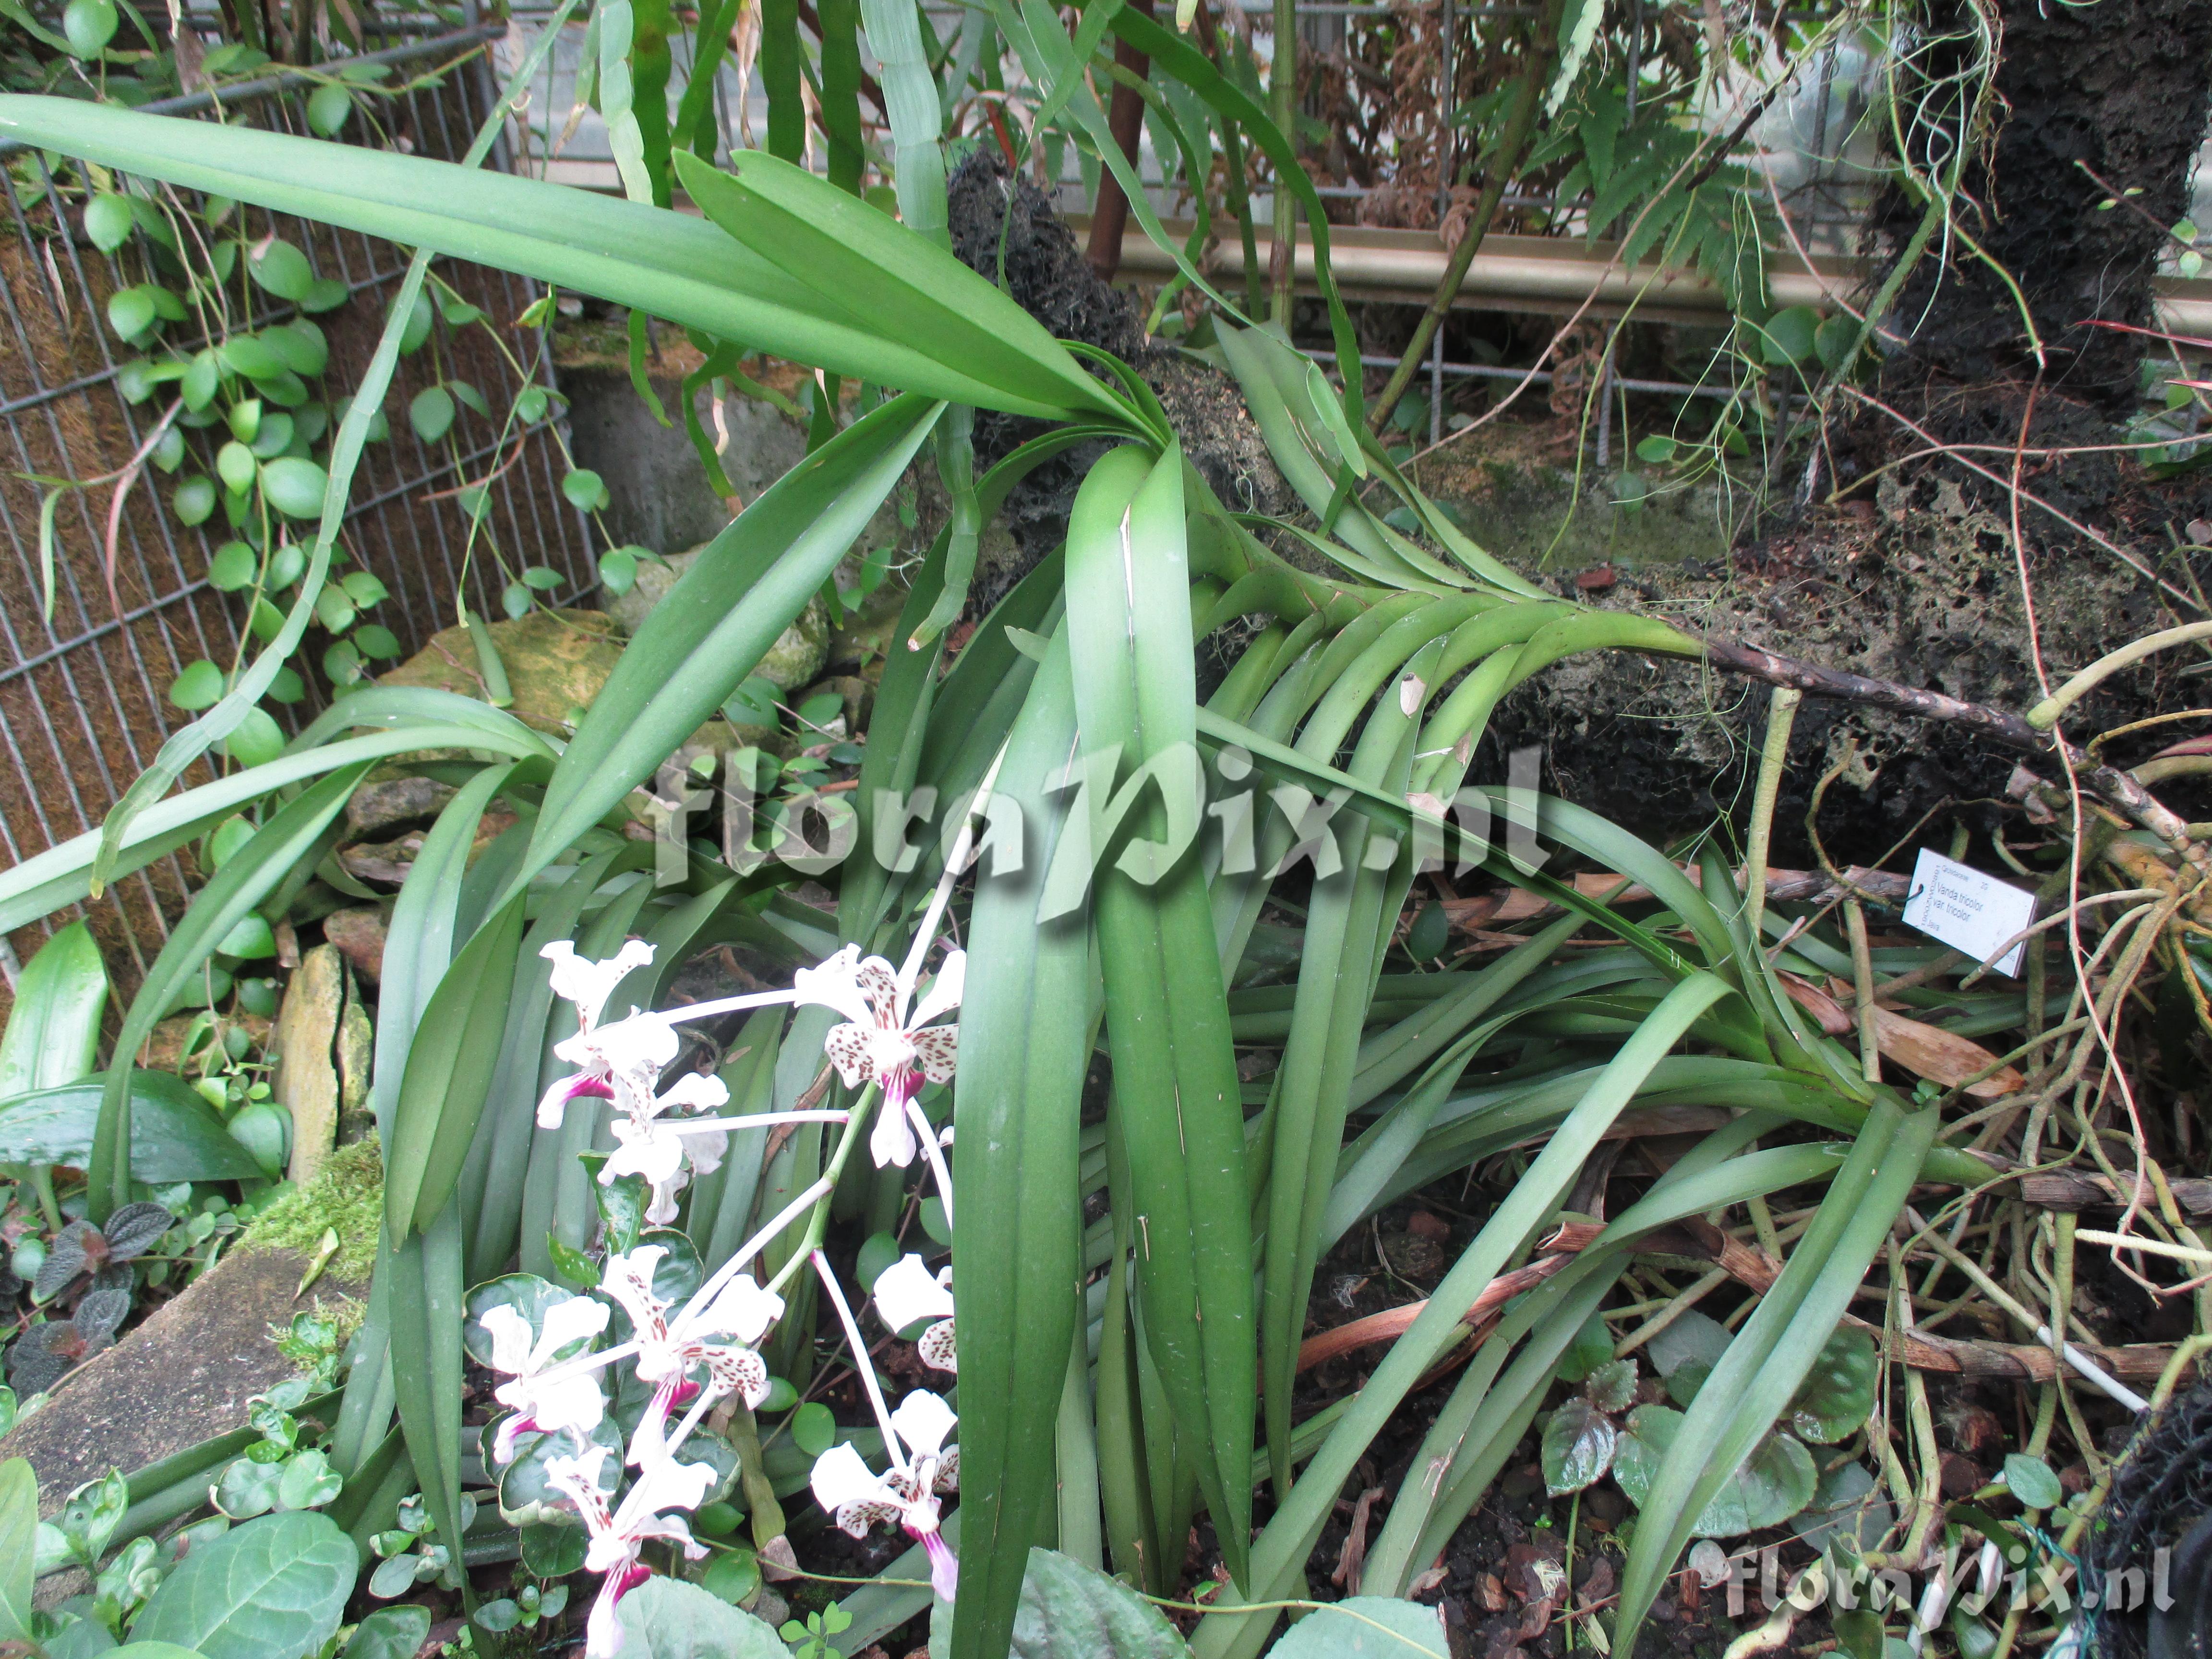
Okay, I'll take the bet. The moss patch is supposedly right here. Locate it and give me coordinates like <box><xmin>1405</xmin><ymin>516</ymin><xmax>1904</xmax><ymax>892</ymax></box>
<box><xmin>240</xmin><ymin>1133</ymin><xmax>383</xmax><ymax>1284</ymax></box>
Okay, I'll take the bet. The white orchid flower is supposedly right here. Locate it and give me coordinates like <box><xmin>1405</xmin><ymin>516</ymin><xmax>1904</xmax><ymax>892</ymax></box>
<box><xmin>539</xmin><ymin>1007</ymin><xmax>680</xmax><ymax>1130</ymax></box>
<box><xmin>791</xmin><ymin>943</ymin><xmax>963</xmax><ymax>1173</ymax></box>
<box><xmin>481</xmin><ymin>1295</ymin><xmax>613</xmax><ymax>1464</ymax></box>
<box><xmin>808</xmin><ymin>1388</ymin><xmax>962</xmax><ymax>1599</ymax></box>
<box><xmin>808</xmin><ymin>1250</ymin><xmax>960</xmax><ymax>1598</ymax></box>
<box><xmin>872</xmin><ymin>1253</ymin><xmax>956</xmax><ymax>1374</ymax></box>
<box><xmin>599</xmin><ymin>1245</ymin><xmax>783</xmax><ymax>1413</ymax></box>
<box><xmin>601</xmin><ymin>1069</ymin><xmax>733</xmax><ymax>1201</ymax></box>
<box><xmin>544</xmin><ymin>1443</ymin><xmax>716</xmax><ymax>1659</ymax></box>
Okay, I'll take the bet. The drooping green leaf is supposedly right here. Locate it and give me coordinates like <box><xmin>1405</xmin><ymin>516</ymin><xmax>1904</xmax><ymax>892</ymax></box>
<box><xmin>0</xmin><ymin>920</ymin><xmax>107</xmax><ymax>1095</ymax></box>
<box><xmin>0</xmin><ymin>96</ymin><xmax>1101</xmax><ymax>420</ymax></box>
<box><xmin>130</xmin><ymin>1509</ymin><xmax>355</xmax><ymax>1659</ymax></box>
<box><xmin>674</xmin><ymin>149</ymin><xmax>1128</xmax><ymax>426</ymax></box>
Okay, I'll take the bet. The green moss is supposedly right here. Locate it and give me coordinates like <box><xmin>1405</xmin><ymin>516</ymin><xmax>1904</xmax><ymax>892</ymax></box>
<box><xmin>240</xmin><ymin>1134</ymin><xmax>384</xmax><ymax>1285</ymax></box>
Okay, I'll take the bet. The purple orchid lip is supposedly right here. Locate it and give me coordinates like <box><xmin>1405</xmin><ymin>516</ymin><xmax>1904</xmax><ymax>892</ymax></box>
<box><xmin>918</xmin><ymin>1527</ymin><xmax>960</xmax><ymax>1599</ymax></box>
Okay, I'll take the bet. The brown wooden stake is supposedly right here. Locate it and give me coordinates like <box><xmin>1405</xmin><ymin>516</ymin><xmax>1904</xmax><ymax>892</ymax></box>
<box><xmin>1086</xmin><ymin>0</ymin><xmax>1158</xmax><ymax>281</ymax></box>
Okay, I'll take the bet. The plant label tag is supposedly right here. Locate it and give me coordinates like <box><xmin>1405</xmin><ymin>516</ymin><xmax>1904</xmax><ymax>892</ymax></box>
<box><xmin>1900</xmin><ymin>848</ymin><xmax>2035</xmax><ymax>977</ymax></box>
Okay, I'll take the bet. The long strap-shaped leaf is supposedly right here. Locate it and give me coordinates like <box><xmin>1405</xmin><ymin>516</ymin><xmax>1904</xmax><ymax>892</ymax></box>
<box><xmin>384</xmin><ymin>890</ymin><xmax>529</xmax><ymax>1237</ymax></box>
<box><xmin>89</xmin><ymin>763</ymin><xmax>368</xmax><ymax>1220</ymax></box>
<box><xmin>1190</xmin><ymin>972</ymin><xmax>1737</xmax><ymax>1658</ymax></box>
<box><xmin>0</xmin><ymin>98</ymin><xmax>1085</xmax><ymax>421</ymax></box>
<box><xmin>674</xmin><ymin>150</ymin><xmax>1129</xmax><ymax>425</ymax></box>
<box><xmin>1612</xmin><ymin>1097</ymin><xmax>1938</xmax><ymax>1651</ymax></box>
<box><xmin>509</xmin><ymin>394</ymin><xmax>945</xmax><ymax>900</ymax></box>
<box><xmin>1064</xmin><ymin>444</ymin><xmax>1257</xmax><ymax>1587</ymax></box>
<box><xmin>1259</xmin><ymin>635</ymin><xmax>1444</xmax><ymax>1494</ymax></box>
<box><xmin>858</xmin><ymin>0</ymin><xmax>948</xmax><ymax>240</ymax></box>
<box><xmin>0</xmin><ymin>721</ymin><xmax>548</xmax><ymax>934</ymax></box>
<box><xmin>949</xmin><ymin>630</ymin><xmax>1096</xmax><ymax>1659</ymax></box>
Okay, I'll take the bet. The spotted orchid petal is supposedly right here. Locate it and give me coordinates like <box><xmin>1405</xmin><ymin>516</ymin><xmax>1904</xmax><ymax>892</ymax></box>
<box><xmin>908</xmin><ymin>950</ymin><xmax>965</xmax><ymax>1029</ymax></box>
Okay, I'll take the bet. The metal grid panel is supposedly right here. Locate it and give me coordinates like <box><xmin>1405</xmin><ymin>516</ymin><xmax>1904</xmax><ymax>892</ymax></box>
<box><xmin>0</xmin><ymin>33</ymin><xmax>596</xmax><ymax>998</ymax></box>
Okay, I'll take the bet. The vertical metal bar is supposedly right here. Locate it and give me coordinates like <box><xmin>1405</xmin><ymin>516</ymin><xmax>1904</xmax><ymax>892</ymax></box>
<box><xmin>1431</xmin><ymin>0</ymin><xmax>1453</xmax><ymax>447</ymax></box>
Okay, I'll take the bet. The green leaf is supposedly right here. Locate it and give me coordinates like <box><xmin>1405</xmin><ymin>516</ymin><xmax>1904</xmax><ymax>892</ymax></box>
<box><xmin>62</xmin><ymin>0</ymin><xmax>116</xmax><ymax>58</ymax></box>
<box><xmin>1542</xmin><ymin>1397</ymin><xmax>1619</xmax><ymax>1496</ymax></box>
<box><xmin>221</xmin><ymin>707</ymin><xmax>285</xmax><ymax>769</ymax></box>
<box><xmin>598</xmin><ymin>546</ymin><xmax>641</xmax><ymax>596</ymax></box>
<box><xmin>249</xmin><ymin>239</ymin><xmax>315</xmax><ymax>301</ymax></box>
<box><xmin>1614</xmin><ymin>1407</ymin><xmax>1815</xmax><ymax>1536</ymax></box>
<box><xmin>228</xmin><ymin>1100</ymin><xmax>291</xmax><ymax>1177</ymax></box>
<box><xmin>791</xmin><ymin>1402</ymin><xmax>835</xmax><ymax>1456</ymax></box>
<box><xmin>560</xmin><ymin>468</ymin><xmax>608</xmax><ymax>511</ymax></box>
<box><xmin>1269</xmin><ymin>1598</ymin><xmax>1446</xmax><ymax>1658</ymax></box>
<box><xmin>1787</xmin><ymin>1327</ymin><xmax>1878</xmax><ymax>1444</ymax></box>
<box><xmin>259</xmin><ymin>457</ymin><xmax>328</xmax><ymax>518</ymax></box>
<box><xmin>0</xmin><ymin>1457</ymin><xmax>34</xmax><ymax>1644</ymax></box>
<box><xmin>612</xmin><ymin>1577</ymin><xmax>787</xmax><ymax>1659</ymax></box>
<box><xmin>0</xmin><ymin>921</ymin><xmax>107</xmax><ymax>1096</ymax></box>
<box><xmin>84</xmin><ymin>192</ymin><xmax>133</xmax><ymax>251</ymax></box>
<box><xmin>1761</xmin><ymin>305</ymin><xmax>1820</xmax><ymax>367</ymax></box>
<box><xmin>2003</xmin><ymin>1452</ymin><xmax>2062</xmax><ymax>1511</ymax></box>
<box><xmin>305</xmin><ymin>84</ymin><xmax>351</xmax><ymax>137</ymax></box>
<box><xmin>385</xmin><ymin>817</ymin><xmax>527</xmax><ymax>1233</ymax></box>
<box><xmin>513</xmin><ymin>393</ymin><xmax>941</xmax><ymax>897</ymax></box>
<box><xmin>107</xmin><ymin>285</ymin><xmax>156</xmax><ymax>339</ymax></box>
<box><xmin>408</xmin><ymin>385</ymin><xmax>454</xmax><ymax>443</ymax></box>
<box><xmin>674</xmin><ymin>148</ymin><xmax>1129</xmax><ymax>425</ymax></box>
<box><xmin>0</xmin><ymin>1070</ymin><xmax>262</xmax><ymax>1179</ymax></box>
<box><xmin>131</xmin><ymin>1510</ymin><xmax>355</xmax><ymax>1659</ymax></box>
<box><xmin>1063</xmin><ymin>445</ymin><xmax>1254</xmax><ymax>1583</ymax></box>
<box><xmin>1010</xmin><ymin>1549</ymin><xmax>1188</xmax><ymax>1658</ymax></box>
<box><xmin>0</xmin><ymin>96</ymin><xmax>1093</xmax><ymax>420</ymax></box>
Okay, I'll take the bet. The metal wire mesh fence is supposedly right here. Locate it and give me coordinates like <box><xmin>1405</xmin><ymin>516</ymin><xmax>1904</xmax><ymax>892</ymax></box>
<box><xmin>0</xmin><ymin>28</ymin><xmax>596</xmax><ymax>1000</ymax></box>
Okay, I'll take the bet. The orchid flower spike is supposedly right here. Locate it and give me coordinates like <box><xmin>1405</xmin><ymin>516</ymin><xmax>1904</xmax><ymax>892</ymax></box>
<box><xmin>545</xmin><ymin>1443</ymin><xmax>716</xmax><ymax>1659</ymax></box>
<box><xmin>793</xmin><ymin>943</ymin><xmax>964</xmax><ymax>1168</ymax></box>
<box><xmin>872</xmin><ymin>1253</ymin><xmax>956</xmax><ymax>1374</ymax></box>
<box><xmin>808</xmin><ymin>1389</ymin><xmax>962</xmax><ymax>1599</ymax></box>
<box><xmin>480</xmin><ymin>1295</ymin><xmax>613</xmax><ymax>1464</ymax></box>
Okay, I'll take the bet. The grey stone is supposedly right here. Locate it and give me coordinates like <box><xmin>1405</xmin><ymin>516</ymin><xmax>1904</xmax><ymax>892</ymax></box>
<box><xmin>0</xmin><ymin>1245</ymin><xmax>367</xmax><ymax>1520</ymax></box>
<box><xmin>344</xmin><ymin>775</ymin><xmax>456</xmax><ymax>839</ymax></box>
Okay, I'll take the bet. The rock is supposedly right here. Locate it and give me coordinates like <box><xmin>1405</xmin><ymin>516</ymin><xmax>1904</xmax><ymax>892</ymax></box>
<box><xmin>608</xmin><ymin>557</ymin><xmax>832</xmax><ymax>693</ymax></box>
<box><xmin>336</xmin><ymin>969</ymin><xmax>373</xmax><ymax>1146</ymax></box>
<box><xmin>379</xmin><ymin>608</ymin><xmax>622</xmax><ymax>741</ymax></box>
<box><xmin>344</xmin><ymin>775</ymin><xmax>456</xmax><ymax>838</ymax></box>
<box><xmin>378</xmin><ymin>606</ymin><xmax>743</xmax><ymax>757</ymax></box>
<box><xmin>322</xmin><ymin>905</ymin><xmax>387</xmax><ymax>986</ymax></box>
<box><xmin>269</xmin><ymin>945</ymin><xmax>344</xmax><ymax>1184</ymax></box>
<box><xmin>0</xmin><ymin>1240</ymin><xmax>368</xmax><ymax>1521</ymax></box>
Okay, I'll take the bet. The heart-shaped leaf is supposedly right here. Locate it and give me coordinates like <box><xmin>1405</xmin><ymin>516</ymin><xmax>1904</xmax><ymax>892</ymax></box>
<box><xmin>1542</xmin><ymin>1397</ymin><xmax>1620</xmax><ymax>1497</ymax></box>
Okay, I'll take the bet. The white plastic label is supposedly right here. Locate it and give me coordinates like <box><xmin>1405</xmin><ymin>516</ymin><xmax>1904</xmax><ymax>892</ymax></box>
<box><xmin>1900</xmin><ymin>848</ymin><xmax>2036</xmax><ymax>977</ymax></box>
